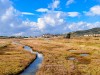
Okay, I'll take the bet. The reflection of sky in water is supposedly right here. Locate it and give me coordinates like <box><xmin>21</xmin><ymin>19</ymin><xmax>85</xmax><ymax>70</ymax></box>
<box><xmin>21</xmin><ymin>46</ymin><xmax>43</xmax><ymax>75</ymax></box>
<box><xmin>80</xmin><ymin>54</ymin><xmax>89</xmax><ymax>56</ymax></box>
<box><xmin>68</xmin><ymin>57</ymin><xmax>75</xmax><ymax>60</ymax></box>
<box><xmin>20</xmin><ymin>46</ymin><xmax>43</xmax><ymax>75</ymax></box>
<box><xmin>24</xmin><ymin>46</ymin><xmax>34</xmax><ymax>53</ymax></box>
<box><xmin>12</xmin><ymin>42</ymin><xmax>43</xmax><ymax>75</ymax></box>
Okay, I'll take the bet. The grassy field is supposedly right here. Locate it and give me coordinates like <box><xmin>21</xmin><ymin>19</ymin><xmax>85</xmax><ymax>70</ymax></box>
<box><xmin>0</xmin><ymin>39</ymin><xmax>36</xmax><ymax>75</ymax></box>
<box><xmin>0</xmin><ymin>37</ymin><xmax>100</xmax><ymax>75</ymax></box>
<box><xmin>20</xmin><ymin>37</ymin><xmax>100</xmax><ymax>75</ymax></box>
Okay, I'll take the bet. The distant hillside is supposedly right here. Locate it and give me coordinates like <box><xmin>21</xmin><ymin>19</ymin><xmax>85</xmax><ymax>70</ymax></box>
<box><xmin>64</xmin><ymin>27</ymin><xmax>100</xmax><ymax>37</ymax></box>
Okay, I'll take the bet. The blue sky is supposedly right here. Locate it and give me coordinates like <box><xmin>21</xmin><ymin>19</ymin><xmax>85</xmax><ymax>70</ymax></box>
<box><xmin>0</xmin><ymin>0</ymin><xmax>100</xmax><ymax>36</ymax></box>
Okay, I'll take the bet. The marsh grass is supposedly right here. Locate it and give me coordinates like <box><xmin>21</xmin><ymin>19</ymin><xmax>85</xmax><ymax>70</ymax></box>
<box><xmin>0</xmin><ymin>39</ymin><xmax>36</xmax><ymax>75</ymax></box>
<box><xmin>19</xmin><ymin>37</ymin><xmax>100</xmax><ymax>75</ymax></box>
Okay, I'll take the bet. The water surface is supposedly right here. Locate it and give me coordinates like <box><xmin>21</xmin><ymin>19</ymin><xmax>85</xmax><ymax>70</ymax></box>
<box><xmin>12</xmin><ymin>42</ymin><xmax>43</xmax><ymax>75</ymax></box>
<box><xmin>79</xmin><ymin>53</ymin><xmax>89</xmax><ymax>56</ymax></box>
<box><xmin>67</xmin><ymin>57</ymin><xmax>76</xmax><ymax>60</ymax></box>
<box><xmin>20</xmin><ymin>46</ymin><xmax>43</xmax><ymax>75</ymax></box>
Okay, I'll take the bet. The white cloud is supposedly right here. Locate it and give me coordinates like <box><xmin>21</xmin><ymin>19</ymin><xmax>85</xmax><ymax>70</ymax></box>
<box><xmin>0</xmin><ymin>0</ymin><xmax>100</xmax><ymax>36</ymax></box>
<box><xmin>10</xmin><ymin>23</ymin><xmax>14</xmax><ymax>27</ymax></box>
<box><xmin>32</xmin><ymin>11</ymin><xmax>67</xmax><ymax>34</ymax></box>
<box><xmin>66</xmin><ymin>0</ymin><xmax>74</xmax><ymax>6</ymax></box>
<box><xmin>0</xmin><ymin>0</ymin><xmax>21</xmax><ymax>34</ymax></box>
<box><xmin>36</xmin><ymin>11</ymin><xmax>65</xmax><ymax>29</ymax></box>
<box><xmin>14</xmin><ymin>32</ymin><xmax>24</xmax><ymax>36</ymax></box>
<box><xmin>67</xmin><ymin>12</ymin><xmax>80</xmax><ymax>17</ymax></box>
<box><xmin>49</xmin><ymin>0</ymin><xmax>60</xmax><ymax>10</ymax></box>
<box><xmin>36</xmin><ymin>8</ymin><xmax>49</xmax><ymax>12</ymax></box>
<box><xmin>68</xmin><ymin>21</ymin><xmax>100</xmax><ymax>31</ymax></box>
<box><xmin>1</xmin><ymin>6</ymin><xmax>18</xmax><ymax>22</ymax></box>
<box><xmin>85</xmin><ymin>5</ymin><xmax>100</xmax><ymax>16</ymax></box>
<box><xmin>52</xmin><ymin>0</ymin><xmax>60</xmax><ymax>9</ymax></box>
<box><xmin>0</xmin><ymin>0</ymin><xmax>38</xmax><ymax>36</ymax></box>
<box><xmin>21</xmin><ymin>12</ymin><xmax>34</xmax><ymax>15</ymax></box>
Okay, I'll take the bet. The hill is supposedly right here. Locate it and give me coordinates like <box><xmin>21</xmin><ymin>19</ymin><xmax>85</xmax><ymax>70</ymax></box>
<box><xmin>65</xmin><ymin>27</ymin><xmax>100</xmax><ymax>37</ymax></box>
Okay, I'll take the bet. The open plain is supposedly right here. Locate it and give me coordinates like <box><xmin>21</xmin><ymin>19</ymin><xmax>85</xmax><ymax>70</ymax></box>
<box><xmin>0</xmin><ymin>37</ymin><xmax>100</xmax><ymax>75</ymax></box>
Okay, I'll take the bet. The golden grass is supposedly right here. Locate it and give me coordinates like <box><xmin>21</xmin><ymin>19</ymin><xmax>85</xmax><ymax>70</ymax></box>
<box><xmin>0</xmin><ymin>37</ymin><xmax>100</xmax><ymax>75</ymax></box>
<box><xmin>19</xmin><ymin>37</ymin><xmax>100</xmax><ymax>75</ymax></box>
<box><xmin>0</xmin><ymin>39</ymin><xmax>36</xmax><ymax>75</ymax></box>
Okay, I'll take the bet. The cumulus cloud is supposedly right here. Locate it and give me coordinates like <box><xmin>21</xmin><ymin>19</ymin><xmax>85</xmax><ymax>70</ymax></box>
<box><xmin>36</xmin><ymin>8</ymin><xmax>49</xmax><ymax>12</ymax></box>
<box><xmin>0</xmin><ymin>0</ymin><xmax>64</xmax><ymax>36</ymax></box>
<box><xmin>66</xmin><ymin>0</ymin><xmax>74</xmax><ymax>6</ymax></box>
<box><xmin>85</xmin><ymin>5</ymin><xmax>100</xmax><ymax>16</ymax></box>
<box><xmin>33</xmin><ymin>11</ymin><xmax>67</xmax><ymax>34</ymax></box>
<box><xmin>0</xmin><ymin>0</ymin><xmax>19</xmax><ymax>35</ymax></box>
<box><xmin>0</xmin><ymin>0</ymin><xmax>37</xmax><ymax>36</ymax></box>
<box><xmin>68</xmin><ymin>21</ymin><xmax>100</xmax><ymax>31</ymax></box>
<box><xmin>14</xmin><ymin>32</ymin><xmax>24</xmax><ymax>36</ymax></box>
<box><xmin>1</xmin><ymin>6</ymin><xmax>20</xmax><ymax>23</ymax></box>
<box><xmin>48</xmin><ymin>0</ymin><xmax>60</xmax><ymax>10</ymax></box>
<box><xmin>0</xmin><ymin>0</ymin><xmax>100</xmax><ymax>36</ymax></box>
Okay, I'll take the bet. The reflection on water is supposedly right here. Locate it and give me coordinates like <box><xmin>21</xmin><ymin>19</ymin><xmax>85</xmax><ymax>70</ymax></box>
<box><xmin>67</xmin><ymin>57</ymin><xmax>76</xmax><ymax>60</ymax></box>
<box><xmin>80</xmin><ymin>53</ymin><xmax>89</xmax><ymax>56</ymax></box>
<box><xmin>20</xmin><ymin>46</ymin><xmax>43</xmax><ymax>75</ymax></box>
<box><xmin>23</xmin><ymin>46</ymin><xmax>37</xmax><ymax>54</ymax></box>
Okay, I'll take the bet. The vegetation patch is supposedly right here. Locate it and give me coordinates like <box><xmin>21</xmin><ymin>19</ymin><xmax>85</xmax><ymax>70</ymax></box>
<box><xmin>0</xmin><ymin>37</ymin><xmax>100</xmax><ymax>75</ymax></box>
<box><xmin>0</xmin><ymin>39</ymin><xmax>36</xmax><ymax>75</ymax></box>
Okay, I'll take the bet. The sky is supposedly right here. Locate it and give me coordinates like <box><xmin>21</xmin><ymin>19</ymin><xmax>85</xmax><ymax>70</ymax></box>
<box><xmin>0</xmin><ymin>0</ymin><xmax>100</xmax><ymax>36</ymax></box>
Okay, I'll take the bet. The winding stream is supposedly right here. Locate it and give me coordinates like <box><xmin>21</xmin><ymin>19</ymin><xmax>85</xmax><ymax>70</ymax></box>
<box><xmin>12</xmin><ymin>41</ymin><xmax>43</xmax><ymax>75</ymax></box>
<box><xmin>20</xmin><ymin>46</ymin><xmax>43</xmax><ymax>75</ymax></box>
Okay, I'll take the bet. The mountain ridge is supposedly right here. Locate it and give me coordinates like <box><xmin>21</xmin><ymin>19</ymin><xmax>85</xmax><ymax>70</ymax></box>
<box><xmin>65</xmin><ymin>27</ymin><xmax>100</xmax><ymax>37</ymax></box>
